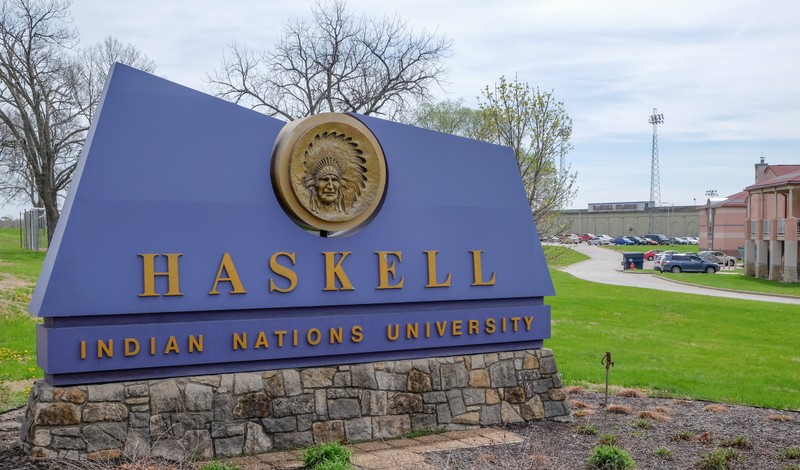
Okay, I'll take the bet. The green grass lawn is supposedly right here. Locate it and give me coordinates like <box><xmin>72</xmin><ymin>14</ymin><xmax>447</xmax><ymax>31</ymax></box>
<box><xmin>0</xmin><ymin>289</ymin><xmax>38</xmax><ymax>381</ymax></box>
<box><xmin>0</xmin><ymin>227</ymin><xmax>46</xmax><ymax>281</ymax></box>
<box><xmin>546</xmin><ymin>268</ymin><xmax>800</xmax><ymax>410</ymax></box>
<box><xmin>0</xmin><ymin>228</ymin><xmax>44</xmax><ymax>410</ymax></box>
<box><xmin>657</xmin><ymin>271</ymin><xmax>800</xmax><ymax>297</ymax></box>
<box><xmin>543</xmin><ymin>245</ymin><xmax>590</xmax><ymax>268</ymax></box>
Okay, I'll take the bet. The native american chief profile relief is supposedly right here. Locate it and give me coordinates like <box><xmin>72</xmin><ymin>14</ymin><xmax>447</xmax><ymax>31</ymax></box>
<box><xmin>271</xmin><ymin>113</ymin><xmax>387</xmax><ymax>234</ymax></box>
<box><xmin>301</xmin><ymin>132</ymin><xmax>367</xmax><ymax>216</ymax></box>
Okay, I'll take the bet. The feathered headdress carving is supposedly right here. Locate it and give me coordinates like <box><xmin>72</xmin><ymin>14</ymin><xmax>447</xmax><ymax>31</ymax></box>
<box><xmin>301</xmin><ymin>131</ymin><xmax>368</xmax><ymax>214</ymax></box>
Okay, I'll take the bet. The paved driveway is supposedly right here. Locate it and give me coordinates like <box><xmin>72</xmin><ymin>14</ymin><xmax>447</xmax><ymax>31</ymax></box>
<box><xmin>560</xmin><ymin>244</ymin><xmax>800</xmax><ymax>305</ymax></box>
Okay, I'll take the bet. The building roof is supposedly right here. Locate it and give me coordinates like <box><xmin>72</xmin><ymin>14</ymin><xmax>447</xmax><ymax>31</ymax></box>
<box><xmin>767</xmin><ymin>165</ymin><xmax>800</xmax><ymax>177</ymax></box>
<box><xmin>746</xmin><ymin>167</ymin><xmax>800</xmax><ymax>191</ymax></box>
<box><xmin>711</xmin><ymin>190</ymin><xmax>748</xmax><ymax>208</ymax></box>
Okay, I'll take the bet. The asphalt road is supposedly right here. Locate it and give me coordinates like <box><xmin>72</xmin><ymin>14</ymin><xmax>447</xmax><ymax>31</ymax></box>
<box><xmin>560</xmin><ymin>244</ymin><xmax>800</xmax><ymax>305</ymax></box>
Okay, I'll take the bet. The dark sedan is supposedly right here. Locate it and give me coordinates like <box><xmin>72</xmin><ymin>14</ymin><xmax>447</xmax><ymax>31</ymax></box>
<box><xmin>613</xmin><ymin>236</ymin><xmax>635</xmax><ymax>245</ymax></box>
<box><xmin>660</xmin><ymin>254</ymin><xmax>719</xmax><ymax>274</ymax></box>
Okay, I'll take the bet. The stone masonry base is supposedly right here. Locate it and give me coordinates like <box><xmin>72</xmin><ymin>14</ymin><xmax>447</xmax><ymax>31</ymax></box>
<box><xmin>20</xmin><ymin>348</ymin><xmax>569</xmax><ymax>462</ymax></box>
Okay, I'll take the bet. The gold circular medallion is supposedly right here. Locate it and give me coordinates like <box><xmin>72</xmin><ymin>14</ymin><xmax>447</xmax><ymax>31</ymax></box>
<box><xmin>271</xmin><ymin>113</ymin><xmax>387</xmax><ymax>234</ymax></box>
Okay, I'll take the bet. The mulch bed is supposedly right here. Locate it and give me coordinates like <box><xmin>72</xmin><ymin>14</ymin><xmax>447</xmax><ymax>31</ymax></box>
<box><xmin>2</xmin><ymin>388</ymin><xmax>799</xmax><ymax>469</ymax></box>
<box><xmin>425</xmin><ymin>388</ymin><xmax>800</xmax><ymax>469</ymax></box>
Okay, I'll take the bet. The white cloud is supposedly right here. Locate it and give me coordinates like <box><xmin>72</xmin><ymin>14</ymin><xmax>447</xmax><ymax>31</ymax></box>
<box><xmin>4</xmin><ymin>0</ymin><xmax>793</xmax><ymax>218</ymax></box>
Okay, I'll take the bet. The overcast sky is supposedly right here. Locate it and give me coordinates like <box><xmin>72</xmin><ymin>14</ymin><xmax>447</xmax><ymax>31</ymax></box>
<box><xmin>6</xmin><ymin>0</ymin><xmax>799</xmax><ymax>218</ymax></box>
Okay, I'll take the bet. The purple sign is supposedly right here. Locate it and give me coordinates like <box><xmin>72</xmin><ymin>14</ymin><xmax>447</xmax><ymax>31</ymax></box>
<box><xmin>31</xmin><ymin>64</ymin><xmax>554</xmax><ymax>385</ymax></box>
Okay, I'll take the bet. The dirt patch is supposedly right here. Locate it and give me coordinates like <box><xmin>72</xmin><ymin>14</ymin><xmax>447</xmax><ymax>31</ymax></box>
<box><xmin>1</xmin><ymin>380</ymin><xmax>34</xmax><ymax>394</ymax></box>
<box><xmin>0</xmin><ymin>274</ymin><xmax>32</xmax><ymax>291</ymax></box>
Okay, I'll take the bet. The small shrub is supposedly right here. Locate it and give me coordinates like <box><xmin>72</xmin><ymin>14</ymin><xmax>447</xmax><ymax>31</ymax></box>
<box><xmin>673</xmin><ymin>430</ymin><xmax>695</xmax><ymax>441</ymax></box>
<box><xmin>616</xmin><ymin>388</ymin><xmax>644</xmax><ymax>398</ymax></box>
<box><xmin>696</xmin><ymin>448</ymin><xmax>739</xmax><ymax>470</ymax></box>
<box><xmin>768</xmin><ymin>414</ymin><xmax>793</xmax><ymax>423</ymax></box>
<box><xmin>303</xmin><ymin>442</ymin><xmax>352</xmax><ymax>469</ymax></box>
<box><xmin>654</xmin><ymin>446</ymin><xmax>673</xmax><ymax>460</ymax></box>
<box><xmin>598</xmin><ymin>433</ymin><xmax>617</xmax><ymax>446</ymax></box>
<box><xmin>201</xmin><ymin>461</ymin><xmax>239</xmax><ymax>470</ymax></box>
<box><xmin>629</xmin><ymin>430</ymin><xmax>646</xmax><ymax>439</ymax></box>
<box><xmin>314</xmin><ymin>461</ymin><xmax>351</xmax><ymax>470</ymax></box>
<box><xmin>704</xmin><ymin>404</ymin><xmax>730</xmax><ymax>414</ymax></box>
<box><xmin>631</xmin><ymin>418</ymin><xmax>653</xmax><ymax>429</ymax></box>
<box><xmin>780</xmin><ymin>446</ymin><xmax>800</xmax><ymax>461</ymax></box>
<box><xmin>639</xmin><ymin>410</ymin><xmax>669</xmax><ymax>422</ymax></box>
<box><xmin>723</xmin><ymin>435</ymin><xmax>751</xmax><ymax>449</ymax></box>
<box><xmin>587</xmin><ymin>445</ymin><xmax>636</xmax><ymax>469</ymax></box>
<box><xmin>576</xmin><ymin>423</ymin><xmax>598</xmax><ymax>435</ymax></box>
<box><xmin>565</xmin><ymin>385</ymin><xmax>586</xmax><ymax>395</ymax></box>
<box><xmin>607</xmin><ymin>404</ymin><xmax>633</xmax><ymax>415</ymax></box>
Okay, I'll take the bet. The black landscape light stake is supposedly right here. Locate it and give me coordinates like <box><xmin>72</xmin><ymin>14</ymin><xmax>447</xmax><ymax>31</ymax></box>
<box><xmin>601</xmin><ymin>351</ymin><xmax>614</xmax><ymax>408</ymax></box>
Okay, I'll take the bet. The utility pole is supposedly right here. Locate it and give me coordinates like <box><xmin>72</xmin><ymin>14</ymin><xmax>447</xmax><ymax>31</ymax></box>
<box><xmin>648</xmin><ymin>108</ymin><xmax>664</xmax><ymax>233</ymax></box>
<box><xmin>705</xmin><ymin>189</ymin><xmax>718</xmax><ymax>250</ymax></box>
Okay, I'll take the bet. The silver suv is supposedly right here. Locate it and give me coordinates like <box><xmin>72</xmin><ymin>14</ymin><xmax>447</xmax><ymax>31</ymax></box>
<box><xmin>698</xmin><ymin>251</ymin><xmax>737</xmax><ymax>267</ymax></box>
<box><xmin>661</xmin><ymin>254</ymin><xmax>720</xmax><ymax>274</ymax></box>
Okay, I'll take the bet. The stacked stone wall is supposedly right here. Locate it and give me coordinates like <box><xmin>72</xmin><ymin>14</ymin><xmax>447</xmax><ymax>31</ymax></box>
<box><xmin>21</xmin><ymin>348</ymin><xmax>569</xmax><ymax>462</ymax></box>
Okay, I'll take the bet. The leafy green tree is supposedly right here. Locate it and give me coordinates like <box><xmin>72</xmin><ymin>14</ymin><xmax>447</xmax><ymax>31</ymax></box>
<box><xmin>478</xmin><ymin>75</ymin><xmax>577</xmax><ymax>234</ymax></box>
<box><xmin>412</xmin><ymin>99</ymin><xmax>482</xmax><ymax>139</ymax></box>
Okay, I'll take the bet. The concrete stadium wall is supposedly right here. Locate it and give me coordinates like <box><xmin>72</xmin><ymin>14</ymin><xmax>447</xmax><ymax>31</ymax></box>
<box><xmin>555</xmin><ymin>206</ymin><xmax>699</xmax><ymax>238</ymax></box>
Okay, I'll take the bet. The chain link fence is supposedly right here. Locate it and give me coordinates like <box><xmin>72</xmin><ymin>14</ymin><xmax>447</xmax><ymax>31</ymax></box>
<box><xmin>21</xmin><ymin>208</ymin><xmax>48</xmax><ymax>251</ymax></box>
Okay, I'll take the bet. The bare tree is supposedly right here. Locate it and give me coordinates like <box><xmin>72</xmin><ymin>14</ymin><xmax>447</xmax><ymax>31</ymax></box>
<box><xmin>0</xmin><ymin>0</ymin><xmax>155</xmax><ymax>242</ymax></box>
<box><xmin>208</xmin><ymin>0</ymin><xmax>451</xmax><ymax>121</ymax></box>
<box><xmin>77</xmin><ymin>36</ymin><xmax>156</xmax><ymax>123</ymax></box>
<box><xmin>0</xmin><ymin>0</ymin><xmax>84</xmax><ymax>241</ymax></box>
<box><xmin>478</xmin><ymin>75</ymin><xmax>578</xmax><ymax>235</ymax></box>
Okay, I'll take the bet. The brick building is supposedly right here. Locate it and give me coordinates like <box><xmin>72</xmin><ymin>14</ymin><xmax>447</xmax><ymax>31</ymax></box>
<box><xmin>743</xmin><ymin>161</ymin><xmax>800</xmax><ymax>282</ymax></box>
<box><xmin>698</xmin><ymin>191</ymin><xmax>747</xmax><ymax>256</ymax></box>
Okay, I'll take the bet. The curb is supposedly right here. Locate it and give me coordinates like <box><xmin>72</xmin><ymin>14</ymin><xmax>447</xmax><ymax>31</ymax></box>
<box><xmin>653</xmin><ymin>275</ymin><xmax>800</xmax><ymax>300</ymax></box>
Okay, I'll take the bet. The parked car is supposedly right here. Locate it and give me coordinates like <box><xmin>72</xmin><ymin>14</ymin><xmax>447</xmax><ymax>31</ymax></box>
<box><xmin>660</xmin><ymin>253</ymin><xmax>720</xmax><ymax>274</ymax></box>
<box><xmin>644</xmin><ymin>249</ymin><xmax>663</xmax><ymax>261</ymax></box>
<box><xmin>613</xmin><ymin>236</ymin><xmax>635</xmax><ymax>245</ymax></box>
<box><xmin>644</xmin><ymin>234</ymin><xmax>670</xmax><ymax>245</ymax></box>
<box><xmin>579</xmin><ymin>233</ymin><xmax>595</xmax><ymax>243</ymax></box>
<box><xmin>629</xmin><ymin>236</ymin><xmax>647</xmax><ymax>245</ymax></box>
<box><xmin>587</xmin><ymin>236</ymin><xmax>611</xmax><ymax>246</ymax></box>
<box><xmin>653</xmin><ymin>250</ymin><xmax>678</xmax><ymax>271</ymax></box>
<box><xmin>557</xmin><ymin>233</ymin><xmax>580</xmax><ymax>244</ymax></box>
<box><xmin>668</xmin><ymin>237</ymin><xmax>687</xmax><ymax>245</ymax></box>
<box><xmin>639</xmin><ymin>236</ymin><xmax>660</xmax><ymax>245</ymax></box>
<box><xmin>698</xmin><ymin>250</ymin><xmax>737</xmax><ymax>267</ymax></box>
<box><xmin>684</xmin><ymin>237</ymin><xmax>699</xmax><ymax>245</ymax></box>
<box><xmin>597</xmin><ymin>234</ymin><xmax>614</xmax><ymax>242</ymax></box>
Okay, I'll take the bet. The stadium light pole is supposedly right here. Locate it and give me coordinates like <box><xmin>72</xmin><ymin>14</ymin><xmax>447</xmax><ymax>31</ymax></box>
<box><xmin>648</xmin><ymin>109</ymin><xmax>664</xmax><ymax>233</ymax></box>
